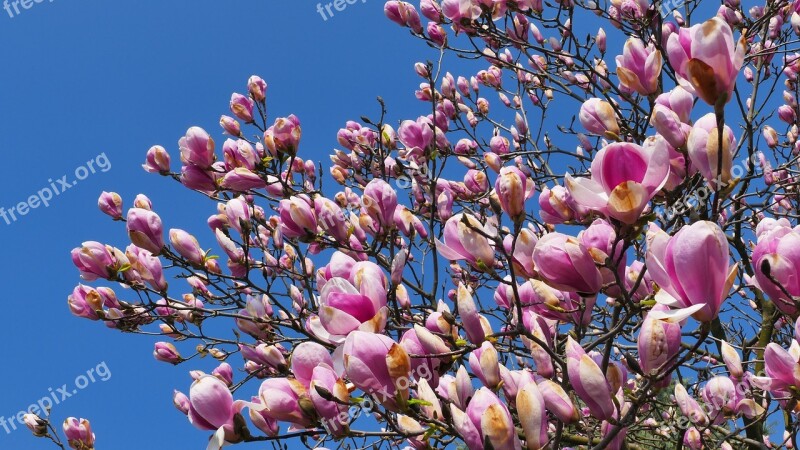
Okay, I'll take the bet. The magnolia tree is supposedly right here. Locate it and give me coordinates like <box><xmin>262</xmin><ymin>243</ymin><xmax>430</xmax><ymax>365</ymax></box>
<box><xmin>26</xmin><ymin>0</ymin><xmax>800</xmax><ymax>449</ymax></box>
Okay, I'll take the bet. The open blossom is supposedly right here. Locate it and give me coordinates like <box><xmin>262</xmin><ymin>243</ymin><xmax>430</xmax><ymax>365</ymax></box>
<box><xmin>566</xmin><ymin>142</ymin><xmax>669</xmax><ymax>224</ymax></box>
<box><xmin>441</xmin><ymin>0</ymin><xmax>482</xmax><ymax>24</ymax></box>
<box><xmin>759</xmin><ymin>343</ymin><xmax>800</xmax><ymax>400</ymax></box>
<box><xmin>616</xmin><ymin>37</ymin><xmax>662</xmax><ymax>95</ymax></box>
<box><xmin>646</xmin><ymin>221</ymin><xmax>736</xmax><ymax>322</ymax></box>
<box><xmin>667</xmin><ymin>16</ymin><xmax>745</xmax><ymax>105</ymax></box>
<box><xmin>751</xmin><ymin>221</ymin><xmax>800</xmax><ymax>316</ymax></box>
<box><xmin>318</xmin><ymin>273</ymin><xmax>389</xmax><ymax>336</ymax></box>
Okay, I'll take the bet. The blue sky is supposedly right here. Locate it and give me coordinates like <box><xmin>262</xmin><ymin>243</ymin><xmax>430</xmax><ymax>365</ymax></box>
<box><xmin>0</xmin><ymin>1</ymin><xmax>434</xmax><ymax>448</ymax></box>
<box><xmin>0</xmin><ymin>0</ymin><xmax>772</xmax><ymax>448</ymax></box>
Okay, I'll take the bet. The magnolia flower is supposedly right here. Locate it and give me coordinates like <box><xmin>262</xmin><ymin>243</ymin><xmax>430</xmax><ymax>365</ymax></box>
<box><xmin>666</xmin><ymin>16</ymin><xmax>745</xmax><ymax>105</ymax></box>
<box><xmin>579</xmin><ymin>98</ymin><xmax>620</xmax><ymax>138</ymax></box>
<box><xmin>646</xmin><ymin>221</ymin><xmax>736</xmax><ymax>322</ymax></box>
<box><xmin>340</xmin><ymin>331</ymin><xmax>411</xmax><ymax>410</ymax></box>
<box><xmin>532</xmin><ymin>233</ymin><xmax>603</xmax><ymax>294</ymax></box>
<box><xmin>436</xmin><ymin>213</ymin><xmax>495</xmax><ymax>270</ymax></box>
<box><xmin>751</xmin><ymin>222</ymin><xmax>800</xmax><ymax>316</ymax></box>
<box><xmin>565</xmin><ymin>337</ymin><xmax>616</xmax><ymax>420</ymax></box>
<box><xmin>616</xmin><ymin>37</ymin><xmax>662</xmax><ymax>95</ymax></box>
<box><xmin>566</xmin><ymin>142</ymin><xmax>670</xmax><ymax>223</ymax></box>
<box><xmin>450</xmin><ymin>387</ymin><xmax>521</xmax><ymax>450</ymax></box>
<box><xmin>686</xmin><ymin>113</ymin><xmax>736</xmax><ymax>190</ymax></box>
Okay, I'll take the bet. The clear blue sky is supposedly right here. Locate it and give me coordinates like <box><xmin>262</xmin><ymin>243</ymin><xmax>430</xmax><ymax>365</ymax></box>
<box><xmin>0</xmin><ymin>1</ymin><xmax>434</xmax><ymax>448</ymax></box>
<box><xmin>0</xmin><ymin>0</ymin><xmax>756</xmax><ymax>449</ymax></box>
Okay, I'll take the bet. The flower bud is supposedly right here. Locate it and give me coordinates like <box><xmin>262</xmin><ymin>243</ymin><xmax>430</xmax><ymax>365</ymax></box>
<box><xmin>98</xmin><ymin>191</ymin><xmax>123</xmax><ymax>220</ymax></box>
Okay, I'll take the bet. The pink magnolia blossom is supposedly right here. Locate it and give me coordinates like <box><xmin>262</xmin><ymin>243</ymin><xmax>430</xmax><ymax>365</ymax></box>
<box><xmin>63</xmin><ymin>417</ymin><xmax>95</xmax><ymax>450</ymax></box>
<box><xmin>646</xmin><ymin>221</ymin><xmax>736</xmax><ymax>322</ymax></box>
<box><xmin>565</xmin><ymin>142</ymin><xmax>670</xmax><ymax>224</ymax></box>
<box><xmin>751</xmin><ymin>221</ymin><xmax>800</xmax><ymax>316</ymax></box>
<box><xmin>565</xmin><ymin>337</ymin><xmax>616</xmax><ymax>420</ymax></box>
<box><xmin>532</xmin><ymin>232</ymin><xmax>603</xmax><ymax>294</ymax></box>
<box><xmin>616</xmin><ymin>37</ymin><xmax>662</xmax><ymax>95</ymax></box>
<box><xmin>686</xmin><ymin>113</ymin><xmax>736</xmax><ymax>190</ymax></box>
<box><xmin>450</xmin><ymin>387</ymin><xmax>521</xmax><ymax>450</ymax></box>
<box><xmin>340</xmin><ymin>331</ymin><xmax>411</xmax><ymax>410</ymax></box>
<box><xmin>436</xmin><ymin>213</ymin><xmax>495</xmax><ymax>270</ymax></box>
<box><xmin>666</xmin><ymin>16</ymin><xmax>745</xmax><ymax>105</ymax></box>
<box><xmin>126</xmin><ymin>207</ymin><xmax>165</xmax><ymax>255</ymax></box>
<box><xmin>179</xmin><ymin>126</ymin><xmax>216</xmax><ymax>169</ymax></box>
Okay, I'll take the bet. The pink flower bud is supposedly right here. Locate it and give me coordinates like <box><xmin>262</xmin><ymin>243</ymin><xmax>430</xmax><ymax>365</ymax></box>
<box><xmin>616</xmin><ymin>37</ymin><xmax>662</xmax><ymax>95</ymax></box>
<box><xmin>779</xmin><ymin>105</ymin><xmax>797</xmax><ymax>124</ymax></box>
<box><xmin>264</xmin><ymin>115</ymin><xmax>302</xmax><ymax>156</ymax></box>
<box><xmin>63</xmin><ymin>418</ymin><xmax>95</xmax><ymax>450</ymax></box>
<box><xmin>126</xmin><ymin>208</ymin><xmax>165</xmax><ymax>255</ymax></box>
<box><xmin>217</xmin><ymin>115</ymin><xmax>241</xmax><ymax>139</ymax></box>
<box><xmin>210</xmin><ymin>363</ymin><xmax>233</xmax><ymax>386</ymax></box>
<box><xmin>436</xmin><ymin>213</ymin><xmax>495</xmax><ymax>270</ymax></box>
<box><xmin>495</xmin><ymin>166</ymin><xmax>531</xmax><ymax>219</ymax></box>
<box><xmin>169</xmin><ymin>229</ymin><xmax>205</xmax><ymax>267</ymax></box>
<box><xmin>143</xmin><ymin>145</ymin><xmax>171</xmax><ymax>174</ymax></box>
<box><xmin>179</xmin><ymin>127</ymin><xmax>215</xmax><ymax>169</ymax></box>
<box><xmin>71</xmin><ymin>242</ymin><xmax>117</xmax><ymax>281</ymax></box>
<box><xmin>566</xmin><ymin>337</ymin><xmax>615</xmax><ymax>420</ymax></box>
<box><xmin>533</xmin><ymin>233</ymin><xmax>602</xmax><ymax>294</ymax></box>
<box><xmin>220</xmin><ymin>167</ymin><xmax>267</xmax><ymax>192</ymax></box>
<box><xmin>763</xmin><ymin>125</ymin><xmax>779</xmax><ymax>148</ymax></box>
<box><xmin>342</xmin><ymin>331</ymin><xmax>411</xmax><ymax>410</ymax></box>
<box><xmin>23</xmin><ymin>414</ymin><xmax>47</xmax><ymax>437</ymax></box>
<box><xmin>363</xmin><ymin>179</ymin><xmax>398</xmax><ymax>234</ymax></box>
<box><xmin>279</xmin><ymin>196</ymin><xmax>317</xmax><ymax>240</ymax></box>
<box><xmin>97</xmin><ymin>191</ymin><xmax>123</xmax><ymax>220</ymax></box>
<box><xmin>180</xmin><ymin>165</ymin><xmax>217</xmax><ymax>192</ymax></box>
<box><xmin>247</xmin><ymin>75</ymin><xmax>267</xmax><ymax>102</ymax></box>
<box><xmin>187</xmin><ymin>376</ymin><xmax>236</xmax><ymax>434</ymax></box>
<box><xmin>687</xmin><ymin>113</ymin><xmax>736</xmax><ymax>189</ymax></box>
<box><xmin>154</xmin><ymin>342</ymin><xmax>182</xmax><ymax>364</ymax></box>
<box><xmin>469</xmin><ymin>341</ymin><xmax>501</xmax><ymax>389</ymax></box>
<box><xmin>173</xmin><ymin>390</ymin><xmax>190</xmax><ymax>415</ymax></box>
<box><xmin>579</xmin><ymin>98</ymin><xmax>620</xmax><ymax>138</ymax></box>
<box><xmin>230</xmin><ymin>92</ymin><xmax>254</xmax><ymax>123</ymax></box>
